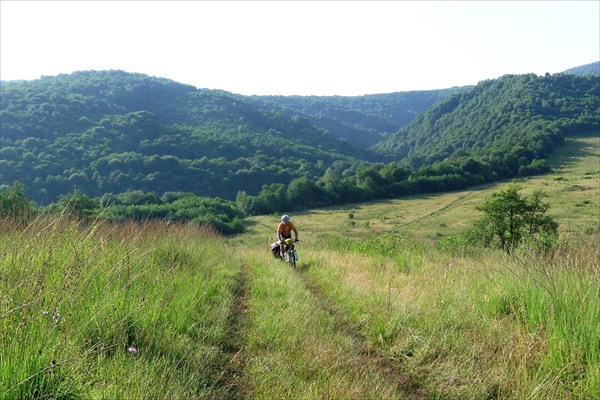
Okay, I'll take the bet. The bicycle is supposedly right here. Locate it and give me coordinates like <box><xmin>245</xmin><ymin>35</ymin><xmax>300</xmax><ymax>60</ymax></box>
<box><xmin>279</xmin><ymin>238</ymin><xmax>299</xmax><ymax>269</ymax></box>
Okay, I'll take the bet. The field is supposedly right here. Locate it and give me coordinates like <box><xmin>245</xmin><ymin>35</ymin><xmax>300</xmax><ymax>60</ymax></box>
<box><xmin>248</xmin><ymin>132</ymin><xmax>598</xmax><ymax>245</ymax></box>
<box><xmin>1</xmin><ymin>133</ymin><xmax>598</xmax><ymax>399</ymax></box>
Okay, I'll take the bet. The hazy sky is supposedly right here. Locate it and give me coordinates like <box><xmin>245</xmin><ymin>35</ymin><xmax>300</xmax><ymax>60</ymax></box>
<box><xmin>1</xmin><ymin>1</ymin><xmax>598</xmax><ymax>96</ymax></box>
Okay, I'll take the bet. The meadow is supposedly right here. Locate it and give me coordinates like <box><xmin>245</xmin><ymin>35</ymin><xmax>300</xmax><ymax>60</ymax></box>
<box><xmin>1</xmin><ymin>133</ymin><xmax>598</xmax><ymax>399</ymax></box>
<box><xmin>1</xmin><ymin>220</ymin><xmax>243</xmax><ymax>399</ymax></box>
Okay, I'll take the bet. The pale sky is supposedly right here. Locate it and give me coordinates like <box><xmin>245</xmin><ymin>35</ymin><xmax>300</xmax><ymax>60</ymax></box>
<box><xmin>1</xmin><ymin>1</ymin><xmax>599</xmax><ymax>96</ymax></box>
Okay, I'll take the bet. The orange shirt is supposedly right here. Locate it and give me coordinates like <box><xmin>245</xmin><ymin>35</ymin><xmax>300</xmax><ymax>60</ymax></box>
<box><xmin>277</xmin><ymin>221</ymin><xmax>296</xmax><ymax>238</ymax></box>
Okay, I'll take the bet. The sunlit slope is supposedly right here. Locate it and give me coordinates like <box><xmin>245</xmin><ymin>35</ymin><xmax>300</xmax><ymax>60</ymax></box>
<box><xmin>245</xmin><ymin>132</ymin><xmax>598</xmax><ymax>245</ymax></box>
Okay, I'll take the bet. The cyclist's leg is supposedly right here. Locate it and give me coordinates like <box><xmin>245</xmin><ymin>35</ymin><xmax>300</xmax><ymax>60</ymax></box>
<box><xmin>279</xmin><ymin>234</ymin><xmax>291</xmax><ymax>255</ymax></box>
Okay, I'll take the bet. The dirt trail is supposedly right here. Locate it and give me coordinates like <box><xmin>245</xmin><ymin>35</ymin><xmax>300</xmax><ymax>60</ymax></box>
<box><xmin>398</xmin><ymin>192</ymin><xmax>473</xmax><ymax>228</ymax></box>
<box><xmin>300</xmin><ymin>271</ymin><xmax>427</xmax><ymax>399</ymax></box>
<box><xmin>215</xmin><ymin>261</ymin><xmax>251</xmax><ymax>400</ymax></box>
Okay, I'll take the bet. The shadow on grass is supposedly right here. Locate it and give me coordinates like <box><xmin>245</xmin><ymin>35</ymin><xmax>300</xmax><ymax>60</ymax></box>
<box><xmin>296</xmin><ymin>259</ymin><xmax>317</xmax><ymax>272</ymax></box>
<box><xmin>546</xmin><ymin>132</ymin><xmax>599</xmax><ymax>170</ymax></box>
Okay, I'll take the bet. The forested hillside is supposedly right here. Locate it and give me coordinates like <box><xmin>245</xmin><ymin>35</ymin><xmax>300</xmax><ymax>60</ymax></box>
<box><xmin>373</xmin><ymin>73</ymin><xmax>599</xmax><ymax>170</ymax></box>
<box><xmin>563</xmin><ymin>61</ymin><xmax>600</xmax><ymax>77</ymax></box>
<box><xmin>233</xmin><ymin>72</ymin><xmax>598</xmax><ymax>214</ymax></box>
<box><xmin>0</xmin><ymin>71</ymin><xmax>376</xmax><ymax>204</ymax></box>
<box><xmin>251</xmin><ymin>88</ymin><xmax>467</xmax><ymax>148</ymax></box>
<box><xmin>1</xmin><ymin>68</ymin><xmax>598</xmax><ymax>214</ymax></box>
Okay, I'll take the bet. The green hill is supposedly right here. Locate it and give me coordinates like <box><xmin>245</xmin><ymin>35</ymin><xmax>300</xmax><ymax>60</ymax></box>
<box><xmin>0</xmin><ymin>71</ymin><xmax>374</xmax><ymax>204</ymax></box>
<box><xmin>1</xmin><ymin>69</ymin><xmax>598</xmax><ymax>211</ymax></box>
<box><xmin>372</xmin><ymin>73</ymin><xmax>599</xmax><ymax>172</ymax></box>
<box><xmin>563</xmin><ymin>61</ymin><xmax>600</xmax><ymax>77</ymax></box>
<box><xmin>251</xmin><ymin>88</ymin><xmax>468</xmax><ymax>148</ymax></box>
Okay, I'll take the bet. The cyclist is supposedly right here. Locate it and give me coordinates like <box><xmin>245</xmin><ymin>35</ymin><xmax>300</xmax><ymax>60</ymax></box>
<box><xmin>278</xmin><ymin>214</ymin><xmax>298</xmax><ymax>255</ymax></box>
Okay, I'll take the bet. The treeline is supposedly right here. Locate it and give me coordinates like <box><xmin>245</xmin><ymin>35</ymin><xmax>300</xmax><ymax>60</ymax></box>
<box><xmin>235</xmin><ymin>147</ymin><xmax>555</xmax><ymax>215</ymax></box>
<box><xmin>0</xmin><ymin>146</ymin><xmax>551</xmax><ymax>235</ymax></box>
<box><xmin>0</xmin><ymin>182</ymin><xmax>245</xmax><ymax>234</ymax></box>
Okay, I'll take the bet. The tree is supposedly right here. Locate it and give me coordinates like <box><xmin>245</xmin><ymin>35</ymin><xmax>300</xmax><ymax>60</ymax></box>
<box><xmin>0</xmin><ymin>181</ymin><xmax>35</xmax><ymax>224</ymax></box>
<box><xmin>287</xmin><ymin>177</ymin><xmax>327</xmax><ymax>208</ymax></box>
<box><xmin>257</xmin><ymin>183</ymin><xmax>290</xmax><ymax>213</ymax></box>
<box><xmin>523</xmin><ymin>190</ymin><xmax>559</xmax><ymax>236</ymax></box>
<box><xmin>235</xmin><ymin>191</ymin><xmax>254</xmax><ymax>216</ymax></box>
<box><xmin>475</xmin><ymin>182</ymin><xmax>558</xmax><ymax>253</ymax></box>
<box><xmin>50</xmin><ymin>190</ymin><xmax>101</xmax><ymax>220</ymax></box>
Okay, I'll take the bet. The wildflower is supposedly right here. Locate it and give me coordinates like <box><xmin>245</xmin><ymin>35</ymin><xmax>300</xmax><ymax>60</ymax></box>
<box><xmin>52</xmin><ymin>312</ymin><xmax>60</xmax><ymax>322</ymax></box>
<box><xmin>128</xmin><ymin>347</ymin><xmax>137</xmax><ymax>355</ymax></box>
<box><xmin>42</xmin><ymin>310</ymin><xmax>49</xmax><ymax>316</ymax></box>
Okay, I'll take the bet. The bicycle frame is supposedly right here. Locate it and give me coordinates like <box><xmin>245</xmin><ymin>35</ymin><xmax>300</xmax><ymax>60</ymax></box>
<box><xmin>280</xmin><ymin>239</ymin><xmax>298</xmax><ymax>269</ymax></box>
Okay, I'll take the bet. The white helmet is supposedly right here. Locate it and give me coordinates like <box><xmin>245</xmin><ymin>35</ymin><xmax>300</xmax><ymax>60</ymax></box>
<box><xmin>281</xmin><ymin>214</ymin><xmax>290</xmax><ymax>223</ymax></box>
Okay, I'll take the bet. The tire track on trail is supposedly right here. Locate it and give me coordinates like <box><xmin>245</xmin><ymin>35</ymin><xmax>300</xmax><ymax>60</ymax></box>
<box><xmin>214</xmin><ymin>261</ymin><xmax>250</xmax><ymax>400</ymax></box>
<box><xmin>398</xmin><ymin>191</ymin><xmax>473</xmax><ymax>229</ymax></box>
<box><xmin>299</xmin><ymin>272</ymin><xmax>427</xmax><ymax>399</ymax></box>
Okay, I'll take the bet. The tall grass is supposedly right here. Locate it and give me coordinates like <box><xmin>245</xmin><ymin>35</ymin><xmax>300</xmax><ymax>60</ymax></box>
<box><xmin>305</xmin><ymin>234</ymin><xmax>600</xmax><ymax>398</ymax></box>
<box><xmin>1</xmin><ymin>216</ymin><xmax>241</xmax><ymax>399</ymax></box>
<box><xmin>328</xmin><ymin>232</ymin><xmax>424</xmax><ymax>274</ymax></box>
<box><xmin>481</xmin><ymin>239</ymin><xmax>600</xmax><ymax>398</ymax></box>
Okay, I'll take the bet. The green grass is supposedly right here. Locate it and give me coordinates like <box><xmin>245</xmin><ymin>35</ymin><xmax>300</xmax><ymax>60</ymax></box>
<box><xmin>298</xmin><ymin>234</ymin><xmax>599</xmax><ymax>398</ymax></box>
<box><xmin>242</xmin><ymin>249</ymin><xmax>406</xmax><ymax>399</ymax></box>
<box><xmin>237</xmin><ymin>133</ymin><xmax>599</xmax><ymax>398</ymax></box>
<box><xmin>2</xmin><ymin>133</ymin><xmax>598</xmax><ymax>399</ymax></box>
<box><xmin>1</xmin><ymin>217</ymin><xmax>241</xmax><ymax>399</ymax></box>
<box><xmin>480</xmin><ymin>243</ymin><xmax>600</xmax><ymax>398</ymax></box>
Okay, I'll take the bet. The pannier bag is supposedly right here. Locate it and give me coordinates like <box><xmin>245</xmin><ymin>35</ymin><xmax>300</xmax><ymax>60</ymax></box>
<box><xmin>271</xmin><ymin>242</ymin><xmax>280</xmax><ymax>258</ymax></box>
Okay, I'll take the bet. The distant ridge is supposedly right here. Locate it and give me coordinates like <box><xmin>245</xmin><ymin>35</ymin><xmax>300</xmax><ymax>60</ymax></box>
<box><xmin>562</xmin><ymin>61</ymin><xmax>600</xmax><ymax>77</ymax></box>
<box><xmin>251</xmin><ymin>88</ymin><xmax>468</xmax><ymax>148</ymax></box>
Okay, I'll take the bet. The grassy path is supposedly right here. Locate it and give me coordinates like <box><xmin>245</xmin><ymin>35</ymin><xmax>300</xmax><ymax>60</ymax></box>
<box><xmin>299</xmin><ymin>270</ymin><xmax>426</xmax><ymax>398</ymax></box>
<box><xmin>239</xmin><ymin>249</ymin><xmax>417</xmax><ymax>399</ymax></box>
<box><xmin>215</xmin><ymin>261</ymin><xmax>251</xmax><ymax>399</ymax></box>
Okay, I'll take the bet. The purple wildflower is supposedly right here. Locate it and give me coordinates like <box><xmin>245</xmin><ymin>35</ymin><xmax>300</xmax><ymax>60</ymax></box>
<box><xmin>128</xmin><ymin>347</ymin><xmax>137</xmax><ymax>355</ymax></box>
<box><xmin>42</xmin><ymin>310</ymin><xmax>49</xmax><ymax>316</ymax></box>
